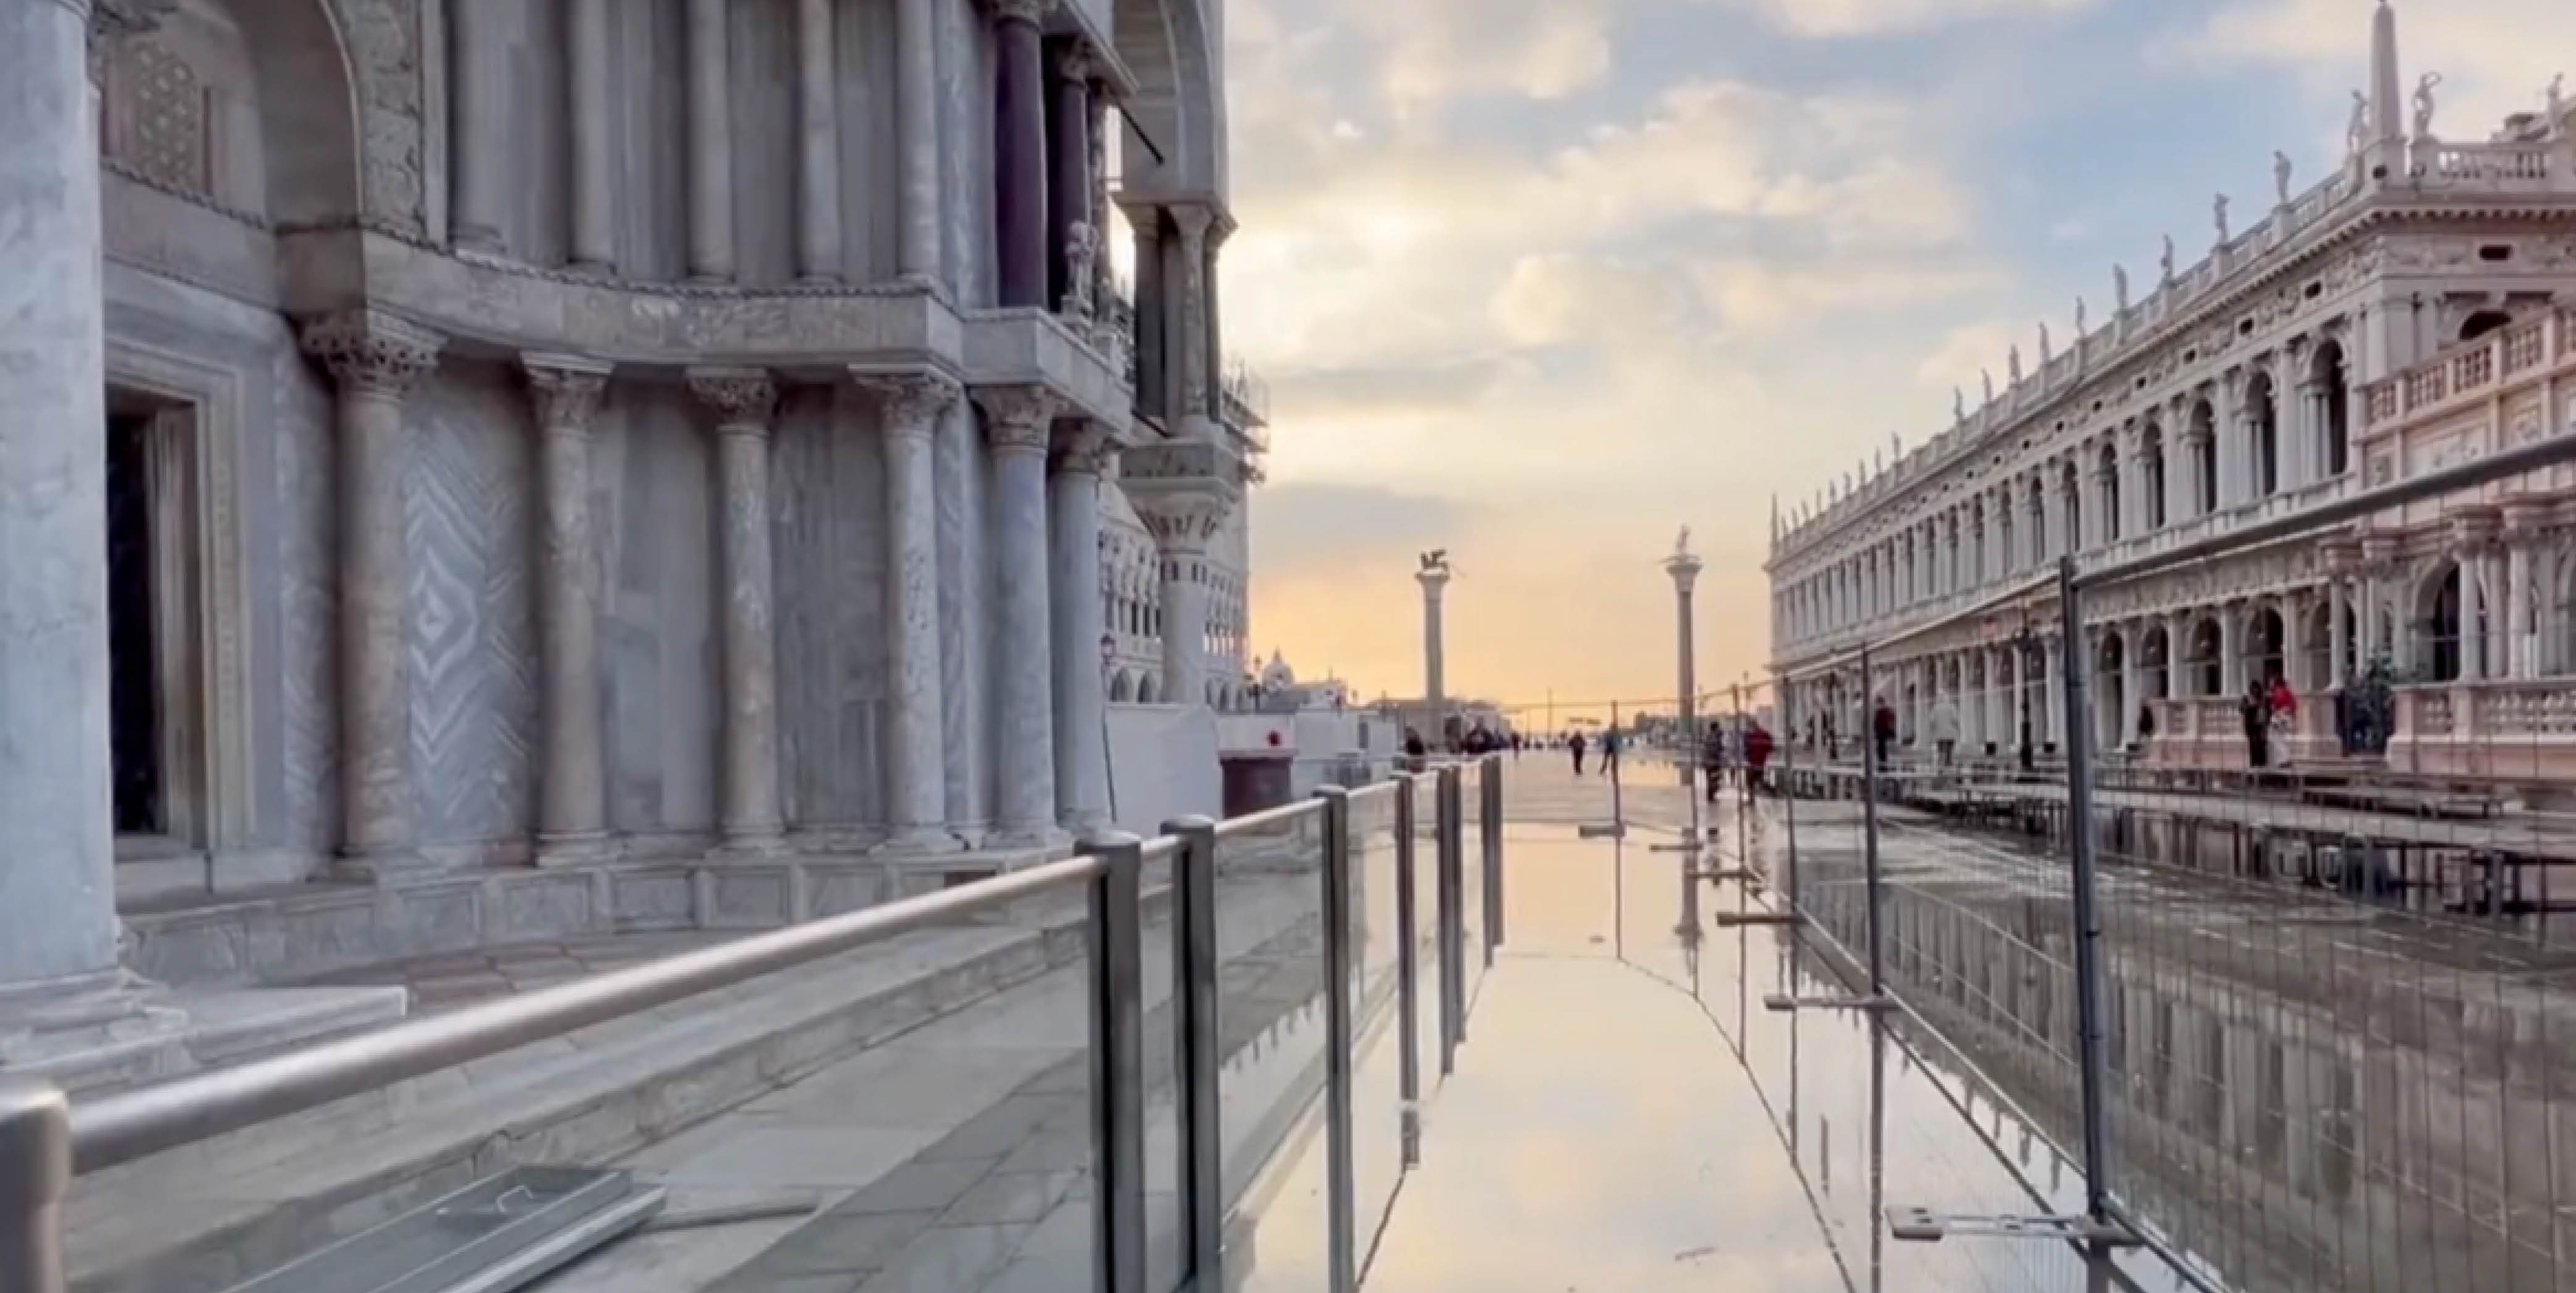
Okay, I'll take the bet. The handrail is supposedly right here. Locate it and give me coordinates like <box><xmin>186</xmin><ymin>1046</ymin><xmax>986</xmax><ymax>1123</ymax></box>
<box><xmin>69</xmin><ymin>853</ymin><xmax>1108</xmax><ymax>1174</ymax></box>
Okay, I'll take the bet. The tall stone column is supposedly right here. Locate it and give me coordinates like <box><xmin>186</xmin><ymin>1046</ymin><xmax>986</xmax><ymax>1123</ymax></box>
<box><xmin>2120</xmin><ymin>623</ymin><xmax>2143</xmax><ymax>746</ymax></box>
<box><xmin>1130</xmin><ymin>490</ymin><xmax>1234</xmax><ymax>710</ymax></box>
<box><xmin>304</xmin><ymin>311</ymin><xmax>444</xmax><ymax>874</ymax></box>
<box><xmin>1665</xmin><ymin>549</ymin><xmax>1703</xmax><ymax>747</ymax></box>
<box><xmin>1047</xmin><ymin>39</ymin><xmax>1094</xmax><ymax>311</ymax></box>
<box><xmin>1171</xmin><ymin>204</ymin><xmax>1215</xmax><ymax>430</ymax></box>
<box><xmin>525</xmin><ymin>355</ymin><xmax>614</xmax><ymax>862</ymax></box>
<box><xmin>793</xmin><ymin>0</ymin><xmax>841</xmax><ymax>281</ymax></box>
<box><xmin>895</xmin><ymin>0</ymin><xmax>941</xmax><ymax>281</ymax></box>
<box><xmin>687</xmin><ymin>368</ymin><xmax>784</xmax><ymax>854</ymax></box>
<box><xmin>0</xmin><ymin>0</ymin><xmax>138</xmax><ymax>1007</ymax></box>
<box><xmin>566</xmin><ymin>0</ymin><xmax>615</xmax><ymax>271</ymax></box>
<box><xmin>2507</xmin><ymin>503</ymin><xmax>2543</xmax><ymax>679</ymax></box>
<box><xmin>859</xmin><ymin>370</ymin><xmax>961</xmax><ymax>851</ymax></box>
<box><xmin>976</xmin><ymin>386</ymin><xmax>1063</xmax><ymax>848</ymax></box>
<box><xmin>990</xmin><ymin>0</ymin><xmax>1049</xmax><ymax>307</ymax></box>
<box><xmin>2327</xmin><ymin>574</ymin><xmax>2352</xmax><ymax>689</ymax></box>
<box><xmin>1050</xmin><ymin>424</ymin><xmax>1118</xmax><ymax>834</ymax></box>
<box><xmin>1419</xmin><ymin>568</ymin><xmax>1452</xmax><ymax>736</ymax></box>
<box><xmin>449</xmin><ymin>0</ymin><xmax>509</xmax><ymax>253</ymax></box>
<box><xmin>686</xmin><ymin>0</ymin><xmax>734</xmax><ymax>281</ymax></box>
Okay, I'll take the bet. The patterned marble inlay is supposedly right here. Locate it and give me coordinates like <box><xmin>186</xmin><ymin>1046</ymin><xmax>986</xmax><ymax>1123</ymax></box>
<box><xmin>406</xmin><ymin>368</ymin><xmax>536</xmax><ymax>846</ymax></box>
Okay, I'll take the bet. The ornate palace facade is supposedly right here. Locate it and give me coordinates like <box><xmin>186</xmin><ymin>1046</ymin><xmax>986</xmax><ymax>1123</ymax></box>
<box><xmin>0</xmin><ymin>0</ymin><xmax>1261</xmax><ymax>1071</ymax></box>
<box><xmin>1767</xmin><ymin>3</ymin><xmax>2576</xmax><ymax>782</ymax></box>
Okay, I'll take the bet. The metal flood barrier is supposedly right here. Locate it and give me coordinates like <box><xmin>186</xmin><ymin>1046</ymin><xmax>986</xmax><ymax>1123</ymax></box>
<box><xmin>0</xmin><ymin>757</ymin><xmax>1510</xmax><ymax>1293</ymax></box>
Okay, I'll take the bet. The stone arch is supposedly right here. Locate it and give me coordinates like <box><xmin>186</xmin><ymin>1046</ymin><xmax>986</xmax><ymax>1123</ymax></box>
<box><xmin>2245</xmin><ymin>368</ymin><xmax>2281</xmax><ymax>498</ymax></box>
<box><xmin>2460</xmin><ymin>309</ymin><xmax>2514</xmax><ymax>344</ymax></box>
<box><xmin>2188</xmin><ymin>616</ymin><xmax>2224</xmax><ymax>695</ymax></box>
<box><xmin>2139</xmin><ymin>622</ymin><xmax>2171</xmax><ymax>699</ymax></box>
<box><xmin>1115</xmin><ymin>0</ymin><xmax>1225</xmax><ymax>195</ymax></box>
<box><xmin>1110</xmin><ymin>669</ymin><xmax>1136</xmax><ymax>703</ymax></box>
<box><xmin>1137</xmin><ymin>672</ymin><xmax>1162</xmax><ymax>705</ymax></box>
<box><xmin>2245</xmin><ymin>603</ymin><xmax>2286</xmax><ymax>684</ymax></box>
<box><xmin>2310</xmin><ymin>339</ymin><xmax>2352</xmax><ymax>477</ymax></box>
<box><xmin>2139</xmin><ymin>420</ymin><xmax>2167</xmax><ymax>529</ymax></box>
<box><xmin>159</xmin><ymin>0</ymin><xmax>365</xmax><ymax>230</ymax></box>
<box><xmin>2095</xmin><ymin>629</ymin><xmax>2127</xmax><ymax>750</ymax></box>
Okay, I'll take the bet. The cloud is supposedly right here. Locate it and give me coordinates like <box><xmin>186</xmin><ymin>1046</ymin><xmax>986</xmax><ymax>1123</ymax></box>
<box><xmin>1720</xmin><ymin>0</ymin><xmax>2096</xmax><ymax>38</ymax></box>
<box><xmin>1252</xmin><ymin>483</ymin><xmax>1482</xmax><ymax>575</ymax></box>
<box><xmin>1692</xmin><ymin>258</ymin><xmax>1999</xmax><ymax>333</ymax></box>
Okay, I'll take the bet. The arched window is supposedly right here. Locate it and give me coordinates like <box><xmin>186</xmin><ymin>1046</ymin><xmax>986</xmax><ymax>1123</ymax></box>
<box><xmin>2059</xmin><ymin>461</ymin><xmax>2082</xmax><ymax>556</ymax></box>
<box><xmin>2311</xmin><ymin>341</ymin><xmax>2351</xmax><ymax>477</ymax></box>
<box><xmin>2247</xmin><ymin>371</ymin><xmax>2279</xmax><ymax>498</ymax></box>
<box><xmin>2190</xmin><ymin>400</ymin><xmax>2219</xmax><ymax>515</ymax></box>
<box><xmin>2026</xmin><ymin>477</ymin><xmax>2046</xmax><ymax>566</ymax></box>
<box><xmin>2096</xmin><ymin>442</ymin><xmax>2121</xmax><ymax>543</ymax></box>
<box><xmin>2460</xmin><ymin>310</ymin><xmax>2513</xmax><ymax>344</ymax></box>
<box><xmin>2424</xmin><ymin>564</ymin><xmax>2463</xmax><ymax>682</ymax></box>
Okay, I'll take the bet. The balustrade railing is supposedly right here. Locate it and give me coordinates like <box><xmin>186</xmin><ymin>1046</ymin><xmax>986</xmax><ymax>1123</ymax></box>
<box><xmin>2361</xmin><ymin>307</ymin><xmax>2576</xmax><ymax>431</ymax></box>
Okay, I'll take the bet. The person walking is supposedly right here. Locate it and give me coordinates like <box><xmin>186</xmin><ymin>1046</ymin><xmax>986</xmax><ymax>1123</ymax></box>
<box><xmin>1871</xmin><ymin>697</ymin><xmax>1897</xmax><ymax>769</ymax></box>
<box><xmin>1600</xmin><ymin>729</ymin><xmax>1622</xmax><ymax>778</ymax></box>
<box><xmin>1403</xmin><ymin>727</ymin><xmax>1427</xmax><ymax>772</ymax></box>
<box><xmin>1930</xmin><ymin>695</ymin><xmax>1960</xmax><ymax>768</ymax></box>
<box><xmin>1570</xmin><ymin>731</ymin><xmax>1588</xmax><ymax>776</ymax></box>
<box><xmin>1701</xmin><ymin>721</ymin><xmax>1730</xmax><ymax>802</ymax></box>
<box><xmin>1743</xmin><ymin>721</ymin><xmax>1774</xmax><ymax>795</ymax></box>
<box><xmin>2240</xmin><ymin>676</ymin><xmax>2272</xmax><ymax>769</ymax></box>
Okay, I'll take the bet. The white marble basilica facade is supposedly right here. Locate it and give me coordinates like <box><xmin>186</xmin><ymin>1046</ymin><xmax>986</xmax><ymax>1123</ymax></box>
<box><xmin>0</xmin><ymin>0</ymin><xmax>1264</xmax><ymax>1056</ymax></box>
<box><xmin>1767</xmin><ymin>3</ymin><xmax>2576</xmax><ymax>782</ymax></box>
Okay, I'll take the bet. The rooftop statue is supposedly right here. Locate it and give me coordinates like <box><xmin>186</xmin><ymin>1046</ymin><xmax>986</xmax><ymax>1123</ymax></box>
<box><xmin>2349</xmin><ymin>90</ymin><xmax>2370</xmax><ymax>155</ymax></box>
<box><xmin>2114</xmin><ymin>263</ymin><xmax>2129</xmax><ymax>313</ymax></box>
<box><xmin>2213</xmin><ymin>192</ymin><xmax>2230</xmax><ymax>244</ymax></box>
<box><xmin>2413</xmin><ymin>71</ymin><xmax>2441</xmax><ymax>138</ymax></box>
<box><xmin>1673</xmin><ymin>527</ymin><xmax>1693</xmax><ymax>558</ymax></box>
<box><xmin>2161</xmin><ymin>233</ymin><xmax>2177</xmax><ymax>283</ymax></box>
<box><xmin>2273</xmin><ymin>150</ymin><xmax>2293</xmax><ymax>206</ymax></box>
<box><xmin>1953</xmin><ymin>386</ymin><xmax>1966</xmax><ymax>422</ymax></box>
<box><xmin>1418</xmin><ymin>549</ymin><xmax>1450</xmax><ymax>577</ymax></box>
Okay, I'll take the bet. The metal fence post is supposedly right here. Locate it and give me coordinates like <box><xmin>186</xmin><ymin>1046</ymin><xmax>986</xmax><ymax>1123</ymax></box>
<box><xmin>1436</xmin><ymin>763</ymin><xmax>1465</xmax><ymax>1073</ymax></box>
<box><xmin>1479</xmin><ymin>757</ymin><xmax>1503</xmax><ymax>962</ymax></box>
<box><xmin>1317</xmin><ymin>787</ymin><xmax>1358</xmax><ymax>1293</ymax></box>
<box><xmin>1161</xmin><ymin>815</ymin><xmax>1223</xmax><ymax>1287</ymax></box>
<box><xmin>1393</xmin><ymin>774</ymin><xmax>1422</xmax><ymax>1164</ymax></box>
<box><xmin>1082</xmin><ymin>833</ymin><xmax>1149</xmax><ymax>1293</ymax></box>
<box><xmin>1782</xmin><ymin>690</ymin><xmax>1801</xmax><ymax>914</ymax></box>
<box><xmin>1731</xmin><ymin>684</ymin><xmax>1751</xmax><ymax>866</ymax></box>
<box><xmin>2057</xmin><ymin>556</ymin><xmax>2116</xmax><ymax>1222</ymax></box>
<box><xmin>0</xmin><ymin>1078</ymin><xmax>71</xmax><ymax>1293</ymax></box>
<box><xmin>1860</xmin><ymin>646</ymin><xmax>1885</xmax><ymax>999</ymax></box>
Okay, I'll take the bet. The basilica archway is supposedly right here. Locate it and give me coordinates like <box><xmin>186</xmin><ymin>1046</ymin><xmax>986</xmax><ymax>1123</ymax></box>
<box><xmin>2420</xmin><ymin>562</ymin><xmax>2464</xmax><ymax>682</ymax></box>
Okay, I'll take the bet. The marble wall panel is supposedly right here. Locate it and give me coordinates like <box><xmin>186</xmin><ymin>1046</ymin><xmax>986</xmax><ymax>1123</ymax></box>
<box><xmin>494</xmin><ymin>0</ymin><xmax>572</xmax><ymax>266</ymax></box>
<box><xmin>775</xmin><ymin>383</ymin><xmax>893</xmax><ymax>827</ymax></box>
<box><xmin>404</xmin><ymin>363</ymin><xmax>540</xmax><ymax>849</ymax></box>
<box><xmin>597</xmin><ymin>382</ymin><xmax>721</xmax><ymax>834</ymax></box>
<box><xmin>609</xmin><ymin>0</ymin><xmax>692</xmax><ymax>281</ymax></box>
<box><xmin>613</xmin><ymin>871</ymin><xmax>697</xmax><ymax>928</ymax></box>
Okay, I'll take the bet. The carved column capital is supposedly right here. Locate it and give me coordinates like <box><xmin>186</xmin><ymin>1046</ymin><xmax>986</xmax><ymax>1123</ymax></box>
<box><xmin>1051</xmin><ymin>420</ymin><xmax>1121</xmax><ymax>477</ymax></box>
<box><xmin>88</xmin><ymin>0</ymin><xmax>177</xmax><ymax>39</ymax></box>
<box><xmin>974</xmin><ymin>384</ymin><xmax>1061</xmax><ymax>454</ymax></box>
<box><xmin>522</xmin><ymin>354</ymin><xmax>614</xmax><ymax>435</ymax></box>
<box><xmin>687</xmin><ymin>366</ymin><xmax>780</xmax><ymax>433</ymax></box>
<box><xmin>856</xmin><ymin>368</ymin><xmax>964</xmax><ymax>440</ymax></box>
<box><xmin>984</xmin><ymin>0</ymin><xmax>1050</xmax><ymax>25</ymax></box>
<box><xmin>302</xmin><ymin>310</ymin><xmax>444</xmax><ymax>397</ymax></box>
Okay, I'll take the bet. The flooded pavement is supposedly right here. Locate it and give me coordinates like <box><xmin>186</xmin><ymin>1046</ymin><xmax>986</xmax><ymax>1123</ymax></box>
<box><xmin>1224</xmin><ymin>763</ymin><xmax>2209</xmax><ymax>1293</ymax></box>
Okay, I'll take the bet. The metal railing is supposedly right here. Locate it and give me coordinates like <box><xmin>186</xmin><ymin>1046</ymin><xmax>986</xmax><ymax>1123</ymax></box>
<box><xmin>1</xmin><ymin>760</ymin><xmax>1510</xmax><ymax>1293</ymax></box>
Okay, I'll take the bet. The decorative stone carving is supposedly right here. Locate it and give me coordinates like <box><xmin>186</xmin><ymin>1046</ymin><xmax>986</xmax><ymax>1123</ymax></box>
<box><xmin>974</xmin><ymin>384</ymin><xmax>1060</xmax><ymax>452</ymax></box>
<box><xmin>525</xmin><ymin>356</ymin><xmax>611</xmax><ymax>434</ymax></box>
<box><xmin>985</xmin><ymin>0</ymin><xmax>1050</xmax><ymax>22</ymax></box>
<box><xmin>90</xmin><ymin>0</ymin><xmax>179</xmax><ymax>41</ymax></box>
<box><xmin>300</xmin><ymin>308</ymin><xmax>443</xmax><ymax>396</ymax></box>
<box><xmin>104</xmin><ymin>38</ymin><xmax>209</xmax><ymax>197</ymax></box>
<box><xmin>688</xmin><ymin>367</ymin><xmax>780</xmax><ymax>428</ymax></box>
<box><xmin>336</xmin><ymin>0</ymin><xmax>430</xmax><ymax>236</ymax></box>
<box><xmin>1063</xmin><ymin>221</ymin><xmax>1099</xmax><ymax>324</ymax></box>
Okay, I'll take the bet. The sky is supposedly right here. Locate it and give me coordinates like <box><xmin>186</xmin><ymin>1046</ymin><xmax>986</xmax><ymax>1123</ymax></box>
<box><xmin>1216</xmin><ymin>0</ymin><xmax>2574</xmax><ymax>719</ymax></box>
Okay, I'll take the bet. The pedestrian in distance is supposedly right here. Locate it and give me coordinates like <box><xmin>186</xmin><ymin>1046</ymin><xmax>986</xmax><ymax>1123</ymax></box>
<box><xmin>1570</xmin><ymin>731</ymin><xmax>1588</xmax><ymax>776</ymax></box>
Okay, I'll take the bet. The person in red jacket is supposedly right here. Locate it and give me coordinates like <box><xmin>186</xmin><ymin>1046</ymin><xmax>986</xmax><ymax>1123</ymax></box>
<box><xmin>1743</xmin><ymin>721</ymin><xmax>1774</xmax><ymax>794</ymax></box>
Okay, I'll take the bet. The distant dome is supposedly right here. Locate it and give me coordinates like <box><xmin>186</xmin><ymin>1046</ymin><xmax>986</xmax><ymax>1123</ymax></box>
<box><xmin>1258</xmin><ymin>650</ymin><xmax>1296</xmax><ymax>689</ymax></box>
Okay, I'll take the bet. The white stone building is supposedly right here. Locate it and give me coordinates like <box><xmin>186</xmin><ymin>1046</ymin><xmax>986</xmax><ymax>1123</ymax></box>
<box><xmin>0</xmin><ymin>0</ymin><xmax>1261</xmax><ymax>1071</ymax></box>
<box><xmin>1767</xmin><ymin>3</ymin><xmax>2576</xmax><ymax>779</ymax></box>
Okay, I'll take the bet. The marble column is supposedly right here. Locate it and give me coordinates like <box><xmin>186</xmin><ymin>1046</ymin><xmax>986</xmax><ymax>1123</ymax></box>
<box><xmin>1666</xmin><ymin>553</ymin><xmax>1702</xmax><ymax>746</ymax></box>
<box><xmin>1136</xmin><ymin>491</ymin><xmax>1233</xmax><ymax>708</ymax></box>
<box><xmin>1050</xmin><ymin>425</ymin><xmax>1118</xmax><ymax>834</ymax></box>
<box><xmin>687</xmin><ymin>368</ymin><xmax>784</xmax><ymax>854</ymax></box>
<box><xmin>566</xmin><ymin>0</ymin><xmax>615</xmax><ymax>271</ymax></box>
<box><xmin>1172</xmin><ymin>204</ymin><xmax>1215</xmax><ymax>429</ymax></box>
<box><xmin>1419</xmin><ymin>569</ymin><xmax>1452</xmax><ymax>723</ymax></box>
<box><xmin>1047</xmin><ymin>39</ymin><xmax>1094</xmax><ymax>311</ymax></box>
<box><xmin>2120</xmin><ymin>629</ymin><xmax>2142</xmax><ymax>747</ymax></box>
<box><xmin>859</xmin><ymin>370</ymin><xmax>961</xmax><ymax>851</ymax></box>
<box><xmin>525</xmin><ymin>355</ymin><xmax>614</xmax><ymax>862</ymax></box>
<box><xmin>895</xmin><ymin>0</ymin><xmax>941</xmax><ymax>281</ymax></box>
<box><xmin>2506</xmin><ymin>511</ymin><xmax>2541</xmax><ymax>679</ymax></box>
<box><xmin>686</xmin><ymin>0</ymin><xmax>734</xmax><ymax>281</ymax></box>
<box><xmin>1</xmin><ymin>0</ymin><xmax>127</xmax><ymax>1000</ymax></box>
<box><xmin>304</xmin><ymin>311</ymin><xmax>444</xmax><ymax>873</ymax></box>
<box><xmin>2329</xmin><ymin>577</ymin><xmax>2352</xmax><ymax>688</ymax></box>
<box><xmin>992</xmin><ymin>0</ymin><xmax>1049</xmax><ymax>307</ymax></box>
<box><xmin>976</xmin><ymin>386</ymin><xmax>1062</xmax><ymax>847</ymax></box>
<box><xmin>2219</xmin><ymin>604</ymin><xmax>2244</xmax><ymax>696</ymax></box>
<box><xmin>1129</xmin><ymin>210</ymin><xmax>1166</xmax><ymax>418</ymax></box>
<box><xmin>793</xmin><ymin>0</ymin><xmax>840</xmax><ymax>281</ymax></box>
<box><xmin>448</xmin><ymin>0</ymin><xmax>508</xmax><ymax>253</ymax></box>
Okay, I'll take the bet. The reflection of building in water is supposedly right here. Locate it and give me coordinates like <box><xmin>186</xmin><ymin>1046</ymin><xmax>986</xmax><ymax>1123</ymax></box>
<box><xmin>1793</xmin><ymin>851</ymin><xmax>2551</xmax><ymax>1292</ymax></box>
<box><xmin>1767</xmin><ymin>1</ymin><xmax>2576</xmax><ymax>781</ymax></box>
